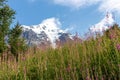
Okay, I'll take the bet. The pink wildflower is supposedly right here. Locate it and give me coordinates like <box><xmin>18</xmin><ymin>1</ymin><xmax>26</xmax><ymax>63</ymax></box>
<box><xmin>116</xmin><ymin>44</ymin><xmax>120</xmax><ymax>51</ymax></box>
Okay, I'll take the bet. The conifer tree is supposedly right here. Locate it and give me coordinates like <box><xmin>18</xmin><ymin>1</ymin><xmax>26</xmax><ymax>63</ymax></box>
<box><xmin>0</xmin><ymin>0</ymin><xmax>15</xmax><ymax>53</ymax></box>
<box><xmin>8</xmin><ymin>23</ymin><xmax>26</xmax><ymax>61</ymax></box>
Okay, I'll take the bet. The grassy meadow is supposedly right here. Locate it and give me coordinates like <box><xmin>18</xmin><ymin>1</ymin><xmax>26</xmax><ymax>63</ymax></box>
<box><xmin>0</xmin><ymin>24</ymin><xmax>120</xmax><ymax>80</ymax></box>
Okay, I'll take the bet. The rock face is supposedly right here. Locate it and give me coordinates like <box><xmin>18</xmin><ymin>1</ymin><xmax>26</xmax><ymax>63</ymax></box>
<box><xmin>21</xmin><ymin>18</ymin><xmax>73</xmax><ymax>48</ymax></box>
<box><xmin>22</xmin><ymin>30</ymin><xmax>50</xmax><ymax>46</ymax></box>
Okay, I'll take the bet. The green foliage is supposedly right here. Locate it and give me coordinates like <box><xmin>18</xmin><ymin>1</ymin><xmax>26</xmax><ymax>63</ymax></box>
<box><xmin>0</xmin><ymin>0</ymin><xmax>15</xmax><ymax>53</ymax></box>
<box><xmin>0</xmin><ymin>24</ymin><xmax>120</xmax><ymax>80</ymax></box>
<box><xmin>8</xmin><ymin>23</ymin><xmax>26</xmax><ymax>61</ymax></box>
<box><xmin>0</xmin><ymin>1</ymin><xmax>26</xmax><ymax>62</ymax></box>
<box><xmin>0</xmin><ymin>0</ymin><xmax>6</xmax><ymax>6</ymax></box>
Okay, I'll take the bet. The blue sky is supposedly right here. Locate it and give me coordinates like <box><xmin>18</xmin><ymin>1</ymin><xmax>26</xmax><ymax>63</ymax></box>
<box><xmin>8</xmin><ymin>0</ymin><xmax>120</xmax><ymax>35</ymax></box>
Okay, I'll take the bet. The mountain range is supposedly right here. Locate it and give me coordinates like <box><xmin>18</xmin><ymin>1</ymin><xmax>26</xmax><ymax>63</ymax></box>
<box><xmin>21</xmin><ymin>18</ymin><xmax>74</xmax><ymax>48</ymax></box>
<box><xmin>21</xmin><ymin>12</ymin><xmax>115</xmax><ymax>48</ymax></box>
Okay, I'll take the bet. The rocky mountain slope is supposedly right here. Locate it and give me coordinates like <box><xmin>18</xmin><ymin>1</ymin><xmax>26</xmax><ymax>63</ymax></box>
<box><xmin>22</xmin><ymin>18</ymin><xmax>73</xmax><ymax>48</ymax></box>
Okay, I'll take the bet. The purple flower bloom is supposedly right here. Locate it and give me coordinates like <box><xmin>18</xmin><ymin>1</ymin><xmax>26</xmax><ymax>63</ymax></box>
<box><xmin>116</xmin><ymin>44</ymin><xmax>120</xmax><ymax>51</ymax></box>
<box><xmin>109</xmin><ymin>34</ymin><xmax>114</xmax><ymax>39</ymax></box>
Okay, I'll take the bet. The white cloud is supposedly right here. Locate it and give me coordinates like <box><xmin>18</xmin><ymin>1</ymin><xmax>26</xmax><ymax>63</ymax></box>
<box><xmin>53</xmin><ymin>0</ymin><xmax>101</xmax><ymax>9</ymax></box>
<box><xmin>99</xmin><ymin>0</ymin><xmax>120</xmax><ymax>14</ymax></box>
<box><xmin>52</xmin><ymin>0</ymin><xmax>120</xmax><ymax>14</ymax></box>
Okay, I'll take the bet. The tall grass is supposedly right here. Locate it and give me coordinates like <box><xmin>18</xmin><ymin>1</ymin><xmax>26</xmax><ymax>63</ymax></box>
<box><xmin>0</xmin><ymin>25</ymin><xmax>120</xmax><ymax>80</ymax></box>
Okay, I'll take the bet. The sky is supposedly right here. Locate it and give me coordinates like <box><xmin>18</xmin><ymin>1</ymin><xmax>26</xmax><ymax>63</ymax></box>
<box><xmin>8</xmin><ymin>0</ymin><xmax>120</xmax><ymax>35</ymax></box>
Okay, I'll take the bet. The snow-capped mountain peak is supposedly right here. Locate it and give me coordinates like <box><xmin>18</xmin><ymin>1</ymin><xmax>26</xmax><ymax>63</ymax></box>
<box><xmin>22</xmin><ymin>18</ymin><xmax>69</xmax><ymax>48</ymax></box>
<box><xmin>39</xmin><ymin>18</ymin><xmax>64</xmax><ymax>48</ymax></box>
<box><xmin>90</xmin><ymin>12</ymin><xmax>115</xmax><ymax>32</ymax></box>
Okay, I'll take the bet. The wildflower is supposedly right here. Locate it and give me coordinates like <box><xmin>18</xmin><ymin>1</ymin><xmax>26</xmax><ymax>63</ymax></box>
<box><xmin>66</xmin><ymin>64</ymin><xmax>71</xmax><ymax>73</ymax></box>
<box><xmin>116</xmin><ymin>44</ymin><xmax>120</xmax><ymax>51</ymax></box>
<box><xmin>86</xmin><ymin>76</ymin><xmax>91</xmax><ymax>80</ymax></box>
<box><xmin>109</xmin><ymin>34</ymin><xmax>114</xmax><ymax>39</ymax></box>
<box><xmin>22</xmin><ymin>56</ymin><xmax>26</xmax><ymax>61</ymax></box>
<box><xmin>109</xmin><ymin>33</ymin><xmax>116</xmax><ymax>39</ymax></box>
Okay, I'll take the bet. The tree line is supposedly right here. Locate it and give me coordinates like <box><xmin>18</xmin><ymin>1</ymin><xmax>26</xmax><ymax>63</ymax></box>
<box><xmin>0</xmin><ymin>0</ymin><xmax>26</xmax><ymax>61</ymax></box>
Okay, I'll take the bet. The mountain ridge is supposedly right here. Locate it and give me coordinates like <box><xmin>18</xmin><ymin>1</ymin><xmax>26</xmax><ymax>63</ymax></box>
<box><xmin>22</xmin><ymin>18</ymin><xmax>73</xmax><ymax>48</ymax></box>
<box><xmin>21</xmin><ymin>12</ymin><xmax>116</xmax><ymax>48</ymax></box>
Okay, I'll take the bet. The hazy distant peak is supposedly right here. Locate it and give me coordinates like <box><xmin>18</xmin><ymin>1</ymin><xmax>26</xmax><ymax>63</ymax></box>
<box><xmin>90</xmin><ymin>12</ymin><xmax>115</xmax><ymax>33</ymax></box>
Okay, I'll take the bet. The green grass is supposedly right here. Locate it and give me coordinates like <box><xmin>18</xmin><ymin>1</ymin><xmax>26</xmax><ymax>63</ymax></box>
<box><xmin>0</xmin><ymin>24</ymin><xmax>120</xmax><ymax>80</ymax></box>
